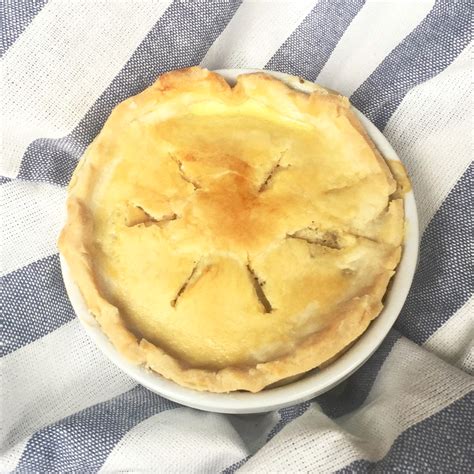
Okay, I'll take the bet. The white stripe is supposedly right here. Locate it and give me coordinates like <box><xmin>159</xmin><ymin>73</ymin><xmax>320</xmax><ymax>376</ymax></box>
<box><xmin>316</xmin><ymin>0</ymin><xmax>434</xmax><ymax>96</ymax></box>
<box><xmin>0</xmin><ymin>320</ymin><xmax>135</xmax><ymax>453</ymax></box>
<box><xmin>0</xmin><ymin>181</ymin><xmax>66</xmax><ymax>276</ymax></box>
<box><xmin>100</xmin><ymin>407</ymin><xmax>279</xmax><ymax>472</ymax></box>
<box><xmin>384</xmin><ymin>44</ymin><xmax>472</xmax><ymax>231</ymax></box>
<box><xmin>424</xmin><ymin>297</ymin><xmax>474</xmax><ymax>373</ymax></box>
<box><xmin>0</xmin><ymin>438</ymin><xmax>29</xmax><ymax>472</ymax></box>
<box><xmin>1</xmin><ymin>0</ymin><xmax>173</xmax><ymax>178</ymax></box>
<box><xmin>240</xmin><ymin>337</ymin><xmax>473</xmax><ymax>472</ymax></box>
<box><xmin>201</xmin><ymin>0</ymin><xmax>315</xmax><ymax>70</ymax></box>
<box><xmin>100</xmin><ymin>409</ymin><xmax>263</xmax><ymax>473</ymax></box>
<box><xmin>458</xmin><ymin>345</ymin><xmax>474</xmax><ymax>376</ymax></box>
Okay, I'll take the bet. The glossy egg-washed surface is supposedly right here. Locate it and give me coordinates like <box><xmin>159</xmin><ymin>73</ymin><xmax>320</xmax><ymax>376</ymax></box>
<box><xmin>61</xmin><ymin>68</ymin><xmax>404</xmax><ymax>388</ymax></box>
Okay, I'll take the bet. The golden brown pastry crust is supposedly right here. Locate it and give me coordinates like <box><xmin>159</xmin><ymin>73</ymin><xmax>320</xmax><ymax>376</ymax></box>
<box><xmin>59</xmin><ymin>67</ymin><xmax>407</xmax><ymax>393</ymax></box>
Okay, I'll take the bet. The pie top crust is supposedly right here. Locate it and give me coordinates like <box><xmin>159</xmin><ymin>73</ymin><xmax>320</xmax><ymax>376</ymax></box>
<box><xmin>59</xmin><ymin>67</ymin><xmax>407</xmax><ymax>393</ymax></box>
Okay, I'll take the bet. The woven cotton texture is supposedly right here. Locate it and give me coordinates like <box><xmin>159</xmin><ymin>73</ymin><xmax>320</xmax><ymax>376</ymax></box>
<box><xmin>1</xmin><ymin>0</ymin><xmax>473</xmax><ymax>472</ymax></box>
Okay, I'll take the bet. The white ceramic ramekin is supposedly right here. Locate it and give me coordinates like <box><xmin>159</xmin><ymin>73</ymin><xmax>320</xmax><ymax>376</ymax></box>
<box><xmin>60</xmin><ymin>69</ymin><xmax>419</xmax><ymax>414</ymax></box>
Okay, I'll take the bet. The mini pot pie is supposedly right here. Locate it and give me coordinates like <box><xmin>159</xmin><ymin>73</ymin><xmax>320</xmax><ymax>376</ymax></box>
<box><xmin>59</xmin><ymin>67</ymin><xmax>408</xmax><ymax>393</ymax></box>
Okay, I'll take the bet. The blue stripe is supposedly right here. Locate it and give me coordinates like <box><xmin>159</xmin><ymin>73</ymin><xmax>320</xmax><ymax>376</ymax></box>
<box><xmin>1</xmin><ymin>253</ymin><xmax>75</xmax><ymax>357</ymax></box>
<box><xmin>317</xmin><ymin>330</ymin><xmax>400</xmax><ymax>418</ymax></box>
<box><xmin>337</xmin><ymin>391</ymin><xmax>474</xmax><ymax>473</ymax></box>
<box><xmin>17</xmin><ymin>0</ymin><xmax>242</xmax><ymax>187</ymax></box>
<box><xmin>266</xmin><ymin>0</ymin><xmax>365</xmax><ymax>81</ymax></box>
<box><xmin>14</xmin><ymin>385</ymin><xmax>180</xmax><ymax>473</ymax></box>
<box><xmin>396</xmin><ymin>163</ymin><xmax>474</xmax><ymax>344</ymax></box>
<box><xmin>351</xmin><ymin>1</ymin><xmax>472</xmax><ymax>130</ymax></box>
<box><xmin>1</xmin><ymin>0</ymin><xmax>48</xmax><ymax>57</ymax></box>
<box><xmin>267</xmin><ymin>401</ymin><xmax>312</xmax><ymax>441</ymax></box>
<box><xmin>222</xmin><ymin>455</ymin><xmax>251</xmax><ymax>474</ymax></box>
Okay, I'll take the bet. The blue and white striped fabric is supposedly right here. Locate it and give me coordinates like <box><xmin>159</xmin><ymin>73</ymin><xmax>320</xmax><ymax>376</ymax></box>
<box><xmin>1</xmin><ymin>1</ymin><xmax>473</xmax><ymax>472</ymax></box>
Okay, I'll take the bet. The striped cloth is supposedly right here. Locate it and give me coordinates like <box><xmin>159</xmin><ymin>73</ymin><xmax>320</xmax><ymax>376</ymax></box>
<box><xmin>1</xmin><ymin>0</ymin><xmax>473</xmax><ymax>472</ymax></box>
